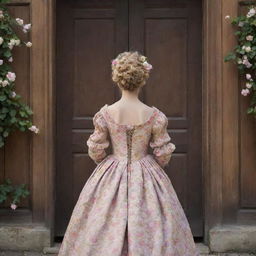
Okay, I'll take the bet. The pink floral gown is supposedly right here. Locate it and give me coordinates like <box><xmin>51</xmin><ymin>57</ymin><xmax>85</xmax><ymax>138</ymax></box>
<box><xmin>58</xmin><ymin>104</ymin><xmax>199</xmax><ymax>256</ymax></box>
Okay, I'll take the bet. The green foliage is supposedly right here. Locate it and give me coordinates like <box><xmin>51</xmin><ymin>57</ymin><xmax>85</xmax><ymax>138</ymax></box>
<box><xmin>224</xmin><ymin>5</ymin><xmax>256</xmax><ymax>117</ymax></box>
<box><xmin>0</xmin><ymin>178</ymin><xmax>29</xmax><ymax>209</ymax></box>
<box><xmin>0</xmin><ymin>0</ymin><xmax>38</xmax><ymax>148</ymax></box>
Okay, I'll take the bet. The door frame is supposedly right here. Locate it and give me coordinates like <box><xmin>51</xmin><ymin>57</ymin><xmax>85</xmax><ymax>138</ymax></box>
<box><xmin>40</xmin><ymin>0</ymin><xmax>240</xmax><ymax>245</ymax></box>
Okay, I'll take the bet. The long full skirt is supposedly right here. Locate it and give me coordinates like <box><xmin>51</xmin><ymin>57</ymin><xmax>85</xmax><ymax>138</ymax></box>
<box><xmin>58</xmin><ymin>154</ymin><xmax>199</xmax><ymax>256</ymax></box>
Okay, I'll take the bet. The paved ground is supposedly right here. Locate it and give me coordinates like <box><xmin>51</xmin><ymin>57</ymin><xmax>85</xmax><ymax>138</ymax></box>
<box><xmin>0</xmin><ymin>243</ymin><xmax>255</xmax><ymax>256</ymax></box>
<box><xmin>0</xmin><ymin>252</ymin><xmax>256</xmax><ymax>256</ymax></box>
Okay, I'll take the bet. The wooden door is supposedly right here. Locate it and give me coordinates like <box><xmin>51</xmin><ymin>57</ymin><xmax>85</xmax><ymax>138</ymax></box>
<box><xmin>56</xmin><ymin>0</ymin><xmax>203</xmax><ymax>237</ymax></box>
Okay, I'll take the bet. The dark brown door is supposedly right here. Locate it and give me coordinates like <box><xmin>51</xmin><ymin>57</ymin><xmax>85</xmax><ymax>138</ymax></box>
<box><xmin>56</xmin><ymin>0</ymin><xmax>203</xmax><ymax>238</ymax></box>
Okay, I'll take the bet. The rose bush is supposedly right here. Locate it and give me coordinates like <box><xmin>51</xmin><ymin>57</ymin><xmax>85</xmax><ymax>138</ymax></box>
<box><xmin>0</xmin><ymin>0</ymin><xmax>35</xmax><ymax>209</ymax></box>
<box><xmin>225</xmin><ymin>5</ymin><xmax>256</xmax><ymax>117</ymax></box>
<box><xmin>0</xmin><ymin>0</ymin><xmax>39</xmax><ymax>148</ymax></box>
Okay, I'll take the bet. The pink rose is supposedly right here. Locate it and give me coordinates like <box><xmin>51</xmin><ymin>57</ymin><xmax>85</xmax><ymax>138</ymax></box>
<box><xmin>6</xmin><ymin>71</ymin><xmax>16</xmax><ymax>82</ymax></box>
<box><xmin>241</xmin><ymin>88</ymin><xmax>250</xmax><ymax>96</ymax></box>
<box><xmin>10</xmin><ymin>203</ymin><xmax>17</xmax><ymax>210</ymax></box>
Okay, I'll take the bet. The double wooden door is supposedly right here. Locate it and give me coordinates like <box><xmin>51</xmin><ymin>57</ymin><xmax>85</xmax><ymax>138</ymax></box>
<box><xmin>56</xmin><ymin>0</ymin><xmax>203</xmax><ymax>237</ymax></box>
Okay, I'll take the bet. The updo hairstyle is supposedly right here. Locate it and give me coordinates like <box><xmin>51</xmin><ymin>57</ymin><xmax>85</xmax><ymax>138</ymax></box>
<box><xmin>111</xmin><ymin>51</ymin><xmax>153</xmax><ymax>91</ymax></box>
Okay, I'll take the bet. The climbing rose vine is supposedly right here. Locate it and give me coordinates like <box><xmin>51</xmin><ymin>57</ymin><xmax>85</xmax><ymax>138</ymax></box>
<box><xmin>224</xmin><ymin>5</ymin><xmax>256</xmax><ymax>117</ymax></box>
<box><xmin>0</xmin><ymin>179</ymin><xmax>29</xmax><ymax>210</ymax></box>
<box><xmin>0</xmin><ymin>0</ymin><xmax>39</xmax><ymax>148</ymax></box>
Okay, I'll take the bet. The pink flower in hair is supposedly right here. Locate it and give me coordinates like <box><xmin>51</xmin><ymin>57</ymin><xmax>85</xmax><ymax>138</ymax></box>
<box><xmin>112</xmin><ymin>59</ymin><xmax>118</xmax><ymax>65</ymax></box>
<box><xmin>143</xmin><ymin>61</ymin><xmax>153</xmax><ymax>70</ymax></box>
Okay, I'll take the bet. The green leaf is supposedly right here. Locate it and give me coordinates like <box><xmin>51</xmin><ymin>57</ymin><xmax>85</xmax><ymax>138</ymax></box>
<box><xmin>247</xmin><ymin>107</ymin><xmax>254</xmax><ymax>114</ymax></box>
<box><xmin>1</xmin><ymin>107</ymin><xmax>8</xmax><ymax>113</ymax></box>
<box><xmin>3</xmin><ymin>50</ymin><xmax>11</xmax><ymax>58</ymax></box>
<box><xmin>224</xmin><ymin>52</ymin><xmax>236</xmax><ymax>62</ymax></box>
<box><xmin>0</xmin><ymin>113</ymin><xmax>6</xmax><ymax>120</ymax></box>
<box><xmin>9</xmin><ymin>109</ymin><xmax>16</xmax><ymax>117</ymax></box>
<box><xmin>0</xmin><ymin>95</ymin><xmax>7</xmax><ymax>101</ymax></box>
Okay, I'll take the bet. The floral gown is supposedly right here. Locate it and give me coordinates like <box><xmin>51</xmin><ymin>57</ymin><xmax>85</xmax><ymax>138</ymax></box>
<box><xmin>58</xmin><ymin>104</ymin><xmax>199</xmax><ymax>256</ymax></box>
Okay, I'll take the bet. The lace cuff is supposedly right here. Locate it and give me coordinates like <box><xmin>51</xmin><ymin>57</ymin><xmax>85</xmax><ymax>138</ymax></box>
<box><xmin>149</xmin><ymin>111</ymin><xmax>176</xmax><ymax>168</ymax></box>
<box><xmin>86</xmin><ymin>111</ymin><xmax>110</xmax><ymax>164</ymax></box>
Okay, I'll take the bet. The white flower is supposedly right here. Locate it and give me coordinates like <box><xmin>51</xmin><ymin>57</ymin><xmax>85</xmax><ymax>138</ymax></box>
<box><xmin>237</xmin><ymin>58</ymin><xmax>242</xmax><ymax>64</ymax></box>
<box><xmin>247</xmin><ymin>8</ymin><xmax>256</xmax><ymax>18</ymax></box>
<box><xmin>225</xmin><ymin>15</ymin><xmax>230</xmax><ymax>20</ymax></box>
<box><xmin>16</xmin><ymin>18</ymin><xmax>23</xmax><ymax>25</ymax></box>
<box><xmin>10</xmin><ymin>39</ymin><xmax>16</xmax><ymax>45</ymax></box>
<box><xmin>8</xmin><ymin>43</ymin><xmax>13</xmax><ymax>50</ymax></box>
<box><xmin>10</xmin><ymin>203</ymin><xmax>17</xmax><ymax>210</ymax></box>
<box><xmin>242</xmin><ymin>58</ymin><xmax>252</xmax><ymax>68</ymax></box>
<box><xmin>245</xmin><ymin>46</ymin><xmax>251</xmax><ymax>52</ymax></box>
<box><xmin>29</xmin><ymin>125</ymin><xmax>39</xmax><ymax>134</ymax></box>
<box><xmin>15</xmin><ymin>39</ymin><xmax>20</xmax><ymax>46</ymax></box>
<box><xmin>6</xmin><ymin>71</ymin><xmax>16</xmax><ymax>82</ymax></box>
<box><xmin>0</xmin><ymin>59</ymin><xmax>3</xmax><ymax>65</ymax></box>
<box><xmin>246</xmin><ymin>82</ymin><xmax>252</xmax><ymax>89</ymax></box>
<box><xmin>242</xmin><ymin>45</ymin><xmax>251</xmax><ymax>52</ymax></box>
<box><xmin>26</xmin><ymin>42</ymin><xmax>32</xmax><ymax>47</ymax></box>
<box><xmin>11</xmin><ymin>91</ymin><xmax>16</xmax><ymax>98</ymax></box>
<box><xmin>8</xmin><ymin>57</ymin><xmax>13</xmax><ymax>62</ymax></box>
<box><xmin>2</xmin><ymin>80</ymin><xmax>9</xmax><ymax>87</ymax></box>
<box><xmin>238</xmin><ymin>21</ymin><xmax>244</xmax><ymax>27</ymax></box>
<box><xmin>140</xmin><ymin>56</ymin><xmax>146</xmax><ymax>62</ymax></box>
<box><xmin>170</xmin><ymin>143</ymin><xmax>176</xmax><ymax>152</ymax></box>
<box><xmin>241</xmin><ymin>88</ymin><xmax>250</xmax><ymax>96</ymax></box>
<box><xmin>0</xmin><ymin>37</ymin><xmax>3</xmax><ymax>45</ymax></box>
<box><xmin>246</xmin><ymin>35</ymin><xmax>254</xmax><ymax>41</ymax></box>
<box><xmin>246</xmin><ymin>74</ymin><xmax>252</xmax><ymax>80</ymax></box>
<box><xmin>0</xmin><ymin>11</ymin><xmax>4</xmax><ymax>19</ymax></box>
<box><xmin>23</xmin><ymin>23</ymin><xmax>31</xmax><ymax>31</ymax></box>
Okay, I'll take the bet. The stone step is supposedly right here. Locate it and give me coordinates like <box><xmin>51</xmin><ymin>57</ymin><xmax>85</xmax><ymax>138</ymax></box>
<box><xmin>0</xmin><ymin>242</ymin><xmax>255</xmax><ymax>256</ymax></box>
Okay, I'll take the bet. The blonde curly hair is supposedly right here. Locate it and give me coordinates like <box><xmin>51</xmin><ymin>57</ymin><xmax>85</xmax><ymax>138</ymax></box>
<box><xmin>111</xmin><ymin>51</ymin><xmax>153</xmax><ymax>91</ymax></box>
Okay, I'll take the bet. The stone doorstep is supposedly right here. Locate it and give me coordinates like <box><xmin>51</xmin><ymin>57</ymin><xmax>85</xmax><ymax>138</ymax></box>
<box><xmin>42</xmin><ymin>242</ymin><xmax>209</xmax><ymax>254</ymax></box>
<box><xmin>0</xmin><ymin>225</ymin><xmax>51</xmax><ymax>251</ymax></box>
<box><xmin>0</xmin><ymin>243</ymin><xmax>256</xmax><ymax>255</ymax></box>
<box><xmin>1</xmin><ymin>224</ymin><xmax>256</xmax><ymax>254</ymax></box>
<box><xmin>209</xmin><ymin>225</ymin><xmax>256</xmax><ymax>253</ymax></box>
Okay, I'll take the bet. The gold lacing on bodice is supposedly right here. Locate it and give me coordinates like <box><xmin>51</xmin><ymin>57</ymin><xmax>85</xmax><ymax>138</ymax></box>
<box><xmin>126</xmin><ymin>127</ymin><xmax>135</xmax><ymax>166</ymax></box>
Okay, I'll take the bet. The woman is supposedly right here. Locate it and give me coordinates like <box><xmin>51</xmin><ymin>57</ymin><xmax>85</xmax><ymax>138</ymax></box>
<box><xmin>58</xmin><ymin>51</ymin><xmax>199</xmax><ymax>256</ymax></box>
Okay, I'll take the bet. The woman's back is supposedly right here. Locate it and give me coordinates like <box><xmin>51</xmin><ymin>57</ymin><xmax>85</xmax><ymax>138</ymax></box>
<box><xmin>106</xmin><ymin>101</ymin><xmax>155</xmax><ymax>126</ymax></box>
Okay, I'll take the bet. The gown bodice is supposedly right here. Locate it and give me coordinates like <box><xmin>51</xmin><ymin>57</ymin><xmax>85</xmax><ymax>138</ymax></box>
<box><xmin>86</xmin><ymin>104</ymin><xmax>176</xmax><ymax>168</ymax></box>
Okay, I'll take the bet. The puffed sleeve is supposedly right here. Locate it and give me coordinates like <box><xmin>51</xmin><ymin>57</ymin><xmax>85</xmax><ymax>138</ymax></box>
<box><xmin>86</xmin><ymin>111</ymin><xmax>110</xmax><ymax>164</ymax></box>
<box><xmin>149</xmin><ymin>111</ymin><xmax>176</xmax><ymax>168</ymax></box>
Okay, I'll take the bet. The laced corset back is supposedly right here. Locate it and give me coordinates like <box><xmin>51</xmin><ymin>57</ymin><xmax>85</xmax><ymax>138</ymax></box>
<box><xmin>101</xmin><ymin>104</ymin><xmax>157</xmax><ymax>162</ymax></box>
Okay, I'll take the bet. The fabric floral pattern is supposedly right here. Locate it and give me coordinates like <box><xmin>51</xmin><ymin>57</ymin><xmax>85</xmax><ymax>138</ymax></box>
<box><xmin>149</xmin><ymin>110</ymin><xmax>176</xmax><ymax>168</ymax></box>
<box><xmin>86</xmin><ymin>111</ymin><xmax>110</xmax><ymax>164</ymax></box>
<box><xmin>58</xmin><ymin>104</ymin><xmax>199</xmax><ymax>256</ymax></box>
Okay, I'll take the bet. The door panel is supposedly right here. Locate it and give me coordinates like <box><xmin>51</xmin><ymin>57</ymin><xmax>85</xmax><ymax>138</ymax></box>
<box><xmin>56</xmin><ymin>0</ymin><xmax>202</xmax><ymax>237</ymax></box>
<box><xmin>129</xmin><ymin>0</ymin><xmax>203</xmax><ymax>236</ymax></box>
<box><xmin>55</xmin><ymin>0</ymin><xmax>128</xmax><ymax>236</ymax></box>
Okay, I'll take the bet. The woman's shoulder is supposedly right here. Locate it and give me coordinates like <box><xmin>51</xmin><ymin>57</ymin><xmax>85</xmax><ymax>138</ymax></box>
<box><xmin>151</xmin><ymin>107</ymin><xmax>168</xmax><ymax>126</ymax></box>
